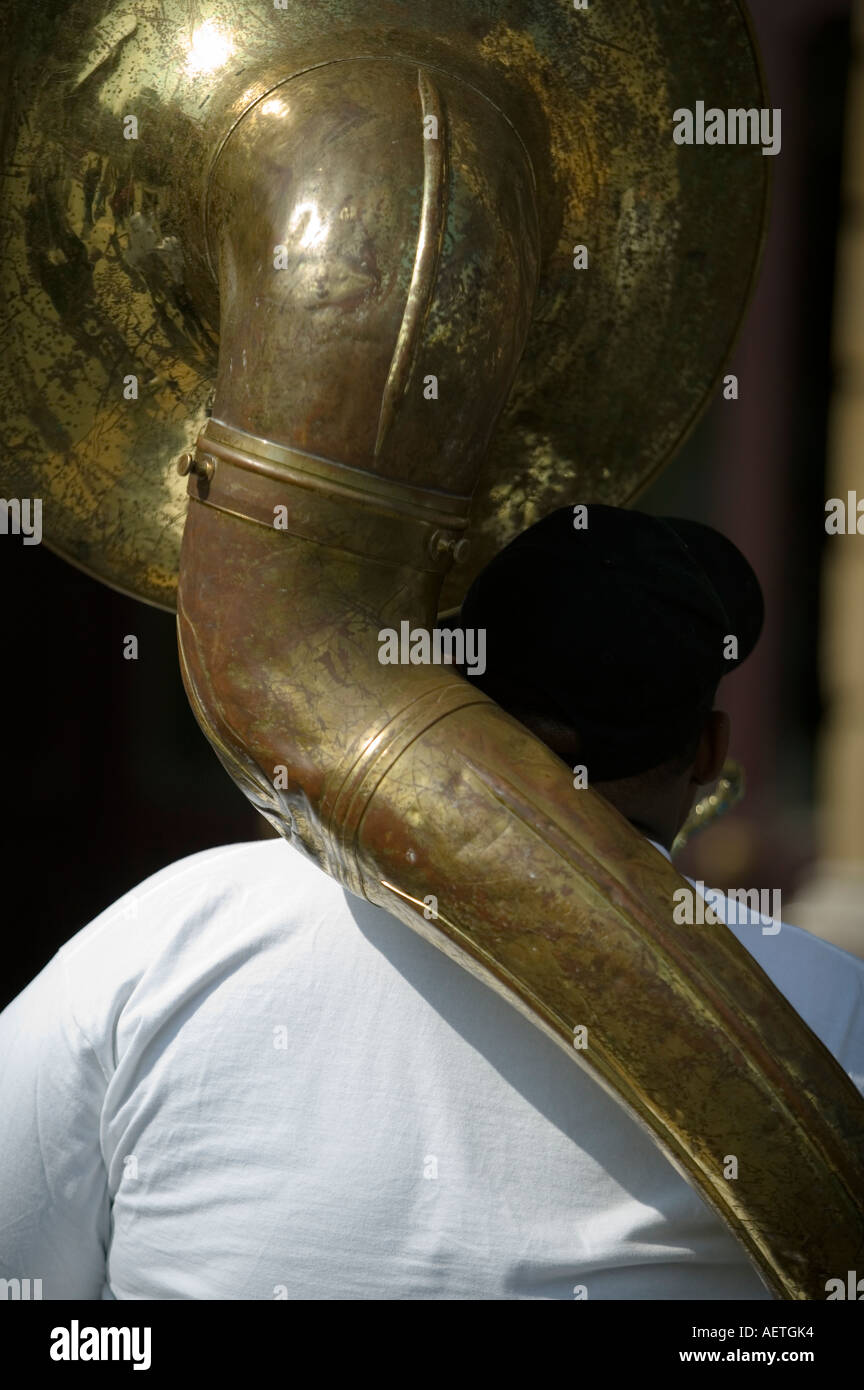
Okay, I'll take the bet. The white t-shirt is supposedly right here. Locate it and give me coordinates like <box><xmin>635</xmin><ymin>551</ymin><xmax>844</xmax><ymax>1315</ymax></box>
<box><xmin>0</xmin><ymin>836</ymin><xmax>862</xmax><ymax>1301</ymax></box>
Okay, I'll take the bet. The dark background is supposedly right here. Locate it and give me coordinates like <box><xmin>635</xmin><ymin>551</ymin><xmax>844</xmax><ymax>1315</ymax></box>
<box><xmin>0</xmin><ymin>0</ymin><xmax>854</xmax><ymax>1007</ymax></box>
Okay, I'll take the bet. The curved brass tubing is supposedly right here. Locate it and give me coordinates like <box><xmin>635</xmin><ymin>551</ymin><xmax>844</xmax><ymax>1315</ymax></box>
<box><xmin>177</xmin><ymin>60</ymin><xmax>864</xmax><ymax>1298</ymax></box>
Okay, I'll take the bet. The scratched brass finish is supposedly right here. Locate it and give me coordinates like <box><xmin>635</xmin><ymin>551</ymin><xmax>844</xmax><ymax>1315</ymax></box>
<box><xmin>0</xmin><ymin>0</ymin><xmax>768</xmax><ymax>609</ymax></box>
<box><xmin>176</xmin><ymin>53</ymin><xmax>864</xmax><ymax>1301</ymax></box>
<box><xmin>5</xmin><ymin>0</ymin><xmax>863</xmax><ymax>1299</ymax></box>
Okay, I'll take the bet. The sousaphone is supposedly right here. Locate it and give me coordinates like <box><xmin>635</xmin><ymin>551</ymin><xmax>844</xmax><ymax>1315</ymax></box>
<box><xmin>2</xmin><ymin>0</ymin><xmax>862</xmax><ymax>1297</ymax></box>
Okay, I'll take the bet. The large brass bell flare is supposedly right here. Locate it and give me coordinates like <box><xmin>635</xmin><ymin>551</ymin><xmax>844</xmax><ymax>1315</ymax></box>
<box><xmin>0</xmin><ymin>0</ymin><xmax>767</xmax><ymax>610</ymax></box>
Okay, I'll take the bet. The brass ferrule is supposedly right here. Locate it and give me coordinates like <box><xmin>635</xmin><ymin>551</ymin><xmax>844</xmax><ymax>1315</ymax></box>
<box><xmin>183</xmin><ymin>419</ymin><xmax>471</xmax><ymax>576</ymax></box>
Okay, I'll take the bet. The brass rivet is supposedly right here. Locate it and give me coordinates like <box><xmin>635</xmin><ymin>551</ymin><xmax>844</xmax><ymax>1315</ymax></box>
<box><xmin>429</xmin><ymin>529</ymin><xmax>470</xmax><ymax>564</ymax></box>
<box><xmin>177</xmin><ymin>451</ymin><xmax>215</xmax><ymax>482</ymax></box>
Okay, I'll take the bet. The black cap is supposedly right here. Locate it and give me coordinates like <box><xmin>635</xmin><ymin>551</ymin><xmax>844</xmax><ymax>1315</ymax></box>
<box><xmin>450</xmin><ymin>504</ymin><xmax>763</xmax><ymax>780</ymax></box>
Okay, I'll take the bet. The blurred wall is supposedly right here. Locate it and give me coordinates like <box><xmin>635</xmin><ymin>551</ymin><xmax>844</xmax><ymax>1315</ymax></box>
<box><xmin>642</xmin><ymin>0</ymin><xmax>858</xmax><ymax>930</ymax></box>
<box><xmin>786</xmin><ymin>0</ymin><xmax>864</xmax><ymax>954</ymax></box>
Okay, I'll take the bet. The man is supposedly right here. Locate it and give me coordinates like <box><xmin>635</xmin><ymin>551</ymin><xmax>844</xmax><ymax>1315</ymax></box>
<box><xmin>451</xmin><ymin>504</ymin><xmax>759</xmax><ymax>853</ymax></box>
<box><xmin>1</xmin><ymin>505</ymin><xmax>861</xmax><ymax>1301</ymax></box>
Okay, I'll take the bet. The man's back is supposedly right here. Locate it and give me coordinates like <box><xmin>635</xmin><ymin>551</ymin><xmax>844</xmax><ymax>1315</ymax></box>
<box><xmin>1</xmin><ymin>838</ymin><xmax>861</xmax><ymax>1300</ymax></box>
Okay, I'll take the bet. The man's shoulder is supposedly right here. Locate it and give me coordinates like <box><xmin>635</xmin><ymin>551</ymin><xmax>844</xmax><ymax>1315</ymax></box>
<box><xmin>695</xmin><ymin>878</ymin><xmax>864</xmax><ymax>976</ymax></box>
<box><xmin>54</xmin><ymin>837</ymin><xmax>347</xmax><ymax>1017</ymax></box>
<box><xmin>688</xmin><ymin>879</ymin><xmax>864</xmax><ymax>1086</ymax></box>
<box><xmin>111</xmin><ymin>836</ymin><xmax>319</xmax><ymax>914</ymax></box>
<box><xmin>72</xmin><ymin>836</ymin><xmax>335</xmax><ymax>939</ymax></box>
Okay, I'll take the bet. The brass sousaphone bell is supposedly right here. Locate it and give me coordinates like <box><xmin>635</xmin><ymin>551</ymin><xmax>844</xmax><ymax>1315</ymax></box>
<box><xmin>2</xmin><ymin>0</ymin><xmax>863</xmax><ymax>1297</ymax></box>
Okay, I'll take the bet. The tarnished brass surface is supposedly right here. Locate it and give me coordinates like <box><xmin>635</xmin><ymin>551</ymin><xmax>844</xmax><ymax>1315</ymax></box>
<box><xmin>4</xmin><ymin>0</ymin><xmax>863</xmax><ymax>1299</ymax></box>
<box><xmin>176</xmin><ymin>50</ymin><xmax>864</xmax><ymax>1299</ymax></box>
<box><xmin>0</xmin><ymin>0</ymin><xmax>768</xmax><ymax>610</ymax></box>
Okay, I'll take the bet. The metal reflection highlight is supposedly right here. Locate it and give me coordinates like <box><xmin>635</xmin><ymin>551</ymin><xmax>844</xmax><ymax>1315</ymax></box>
<box><xmin>184</xmin><ymin>18</ymin><xmax>235</xmax><ymax>77</ymax></box>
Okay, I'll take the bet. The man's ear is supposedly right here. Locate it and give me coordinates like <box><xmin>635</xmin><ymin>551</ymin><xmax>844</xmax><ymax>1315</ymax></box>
<box><xmin>693</xmin><ymin>709</ymin><xmax>730</xmax><ymax>785</ymax></box>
